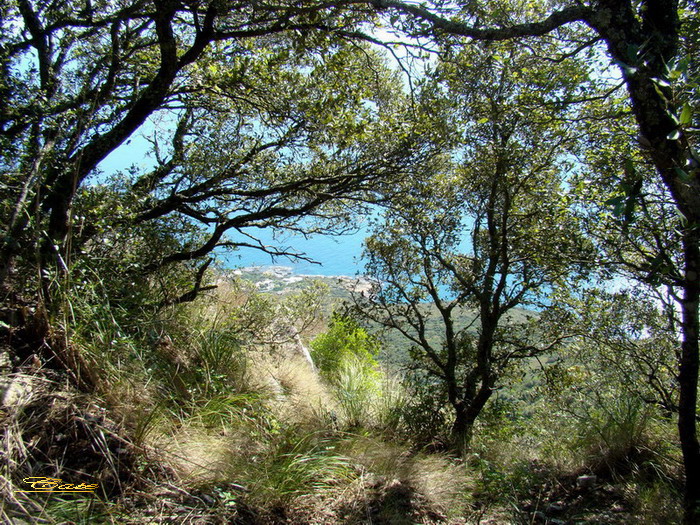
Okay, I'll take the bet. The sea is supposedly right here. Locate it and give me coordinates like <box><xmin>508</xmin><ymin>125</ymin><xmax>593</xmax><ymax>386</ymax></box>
<box><xmin>222</xmin><ymin>226</ymin><xmax>370</xmax><ymax>277</ymax></box>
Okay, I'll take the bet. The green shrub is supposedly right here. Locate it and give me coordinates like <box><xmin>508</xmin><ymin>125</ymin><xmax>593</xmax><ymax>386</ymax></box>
<box><xmin>310</xmin><ymin>314</ymin><xmax>380</xmax><ymax>383</ymax></box>
<box><xmin>397</xmin><ymin>379</ymin><xmax>450</xmax><ymax>447</ymax></box>
<box><xmin>311</xmin><ymin>314</ymin><xmax>413</xmax><ymax>431</ymax></box>
<box><xmin>572</xmin><ymin>392</ymin><xmax>657</xmax><ymax>475</ymax></box>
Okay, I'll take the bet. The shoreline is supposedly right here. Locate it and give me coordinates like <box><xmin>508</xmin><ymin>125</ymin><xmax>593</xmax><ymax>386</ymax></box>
<box><xmin>222</xmin><ymin>264</ymin><xmax>379</xmax><ymax>297</ymax></box>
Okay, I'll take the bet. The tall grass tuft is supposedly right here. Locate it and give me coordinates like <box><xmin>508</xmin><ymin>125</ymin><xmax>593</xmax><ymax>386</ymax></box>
<box><xmin>373</xmin><ymin>372</ymin><xmax>409</xmax><ymax>433</ymax></box>
<box><xmin>189</xmin><ymin>392</ymin><xmax>268</xmax><ymax>430</ymax></box>
<box><xmin>191</xmin><ymin>328</ymin><xmax>246</xmax><ymax>398</ymax></box>
<box><xmin>571</xmin><ymin>392</ymin><xmax>660</xmax><ymax>477</ymax></box>
<box><xmin>256</xmin><ymin>431</ymin><xmax>354</xmax><ymax>503</ymax></box>
<box><xmin>334</xmin><ymin>355</ymin><xmax>380</xmax><ymax>428</ymax></box>
<box><xmin>331</xmin><ymin>356</ymin><xmax>409</xmax><ymax>433</ymax></box>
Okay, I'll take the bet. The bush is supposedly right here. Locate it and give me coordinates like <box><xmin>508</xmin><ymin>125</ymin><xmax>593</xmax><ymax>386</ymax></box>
<box><xmin>397</xmin><ymin>377</ymin><xmax>450</xmax><ymax>448</ymax></box>
<box><xmin>310</xmin><ymin>313</ymin><xmax>380</xmax><ymax>383</ymax></box>
<box><xmin>310</xmin><ymin>314</ymin><xmax>413</xmax><ymax>432</ymax></box>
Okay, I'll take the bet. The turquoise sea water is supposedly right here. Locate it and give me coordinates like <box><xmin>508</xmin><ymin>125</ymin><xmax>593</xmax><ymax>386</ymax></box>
<box><xmin>223</xmin><ymin>227</ymin><xmax>369</xmax><ymax>277</ymax></box>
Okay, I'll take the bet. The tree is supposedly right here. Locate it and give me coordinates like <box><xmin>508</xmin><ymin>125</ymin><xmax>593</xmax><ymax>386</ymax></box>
<box><xmin>570</xmin><ymin>110</ymin><xmax>686</xmax><ymax>417</ymax></box>
<box><xmin>0</xmin><ymin>0</ymin><xmax>441</xmax><ymax>390</ymax></box>
<box><xmin>0</xmin><ymin>0</ymin><xmax>426</xmax><ymax>304</ymax></box>
<box><xmin>557</xmin><ymin>287</ymin><xmax>681</xmax><ymax>417</ymax></box>
<box><xmin>359</xmin><ymin>42</ymin><xmax>591</xmax><ymax>453</ymax></box>
<box><xmin>366</xmin><ymin>1</ymin><xmax>700</xmax><ymax>519</ymax></box>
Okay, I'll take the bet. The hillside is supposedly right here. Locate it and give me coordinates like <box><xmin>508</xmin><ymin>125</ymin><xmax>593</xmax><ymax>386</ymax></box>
<box><xmin>232</xmin><ymin>266</ymin><xmax>539</xmax><ymax>368</ymax></box>
<box><xmin>1</xmin><ymin>264</ymin><xmax>683</xmax><ymax>524</ymax></box>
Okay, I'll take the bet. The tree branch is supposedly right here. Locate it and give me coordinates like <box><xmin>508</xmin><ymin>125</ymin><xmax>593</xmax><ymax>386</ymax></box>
<box><xmin>158</xmin><ymin>257</ymin><xmax>216</xmax><ymax>308</ymax></box>
<box><xmin>372</xmin><ymin>1</ymin><xmax>591</xmax><ymax>40</ymax></box>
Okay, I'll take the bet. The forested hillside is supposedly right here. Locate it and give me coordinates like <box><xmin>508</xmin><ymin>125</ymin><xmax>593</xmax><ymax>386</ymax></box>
<box><xmin>1</xmin><ymin>1</ymin><xmax>698</xmax><ymax>523</ymax></box>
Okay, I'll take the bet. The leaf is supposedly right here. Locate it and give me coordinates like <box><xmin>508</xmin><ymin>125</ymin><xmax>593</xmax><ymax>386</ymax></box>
<box><xmin>675</xmin><ymin>56</ymin><xmax>691</xmax><ymax>75</ymax></box>
<box><xmin>613</xmin><ymin>59</ymin><xmax>637</xmax><ymax>75</ymax></box>
<box><xmin>667</xmin><ymin>129</ymin><xmax>681</xmax><ymax>140</ymax></box>
<box><xmin>674</xmin><ymin>167</ymin><xmax>692</xmax><ymax>181</ymax></box>
<box><xmin>623</xmin><ymin>199</ymin><xmax>637</xmax><ymax>224</ymax></box>
<box><xmin>654</xmin><ymin>83</ymin><xmax>669</xmax><ymax>101</ymax></box>
<box><xmin>477</xmin><ymin>117</ymin><xmax>489</xmax><ymax>124</ymax></box>
<box><xmin>680</xmin><ymin>103</ymin><xmax>693</xmax><ymax>126</ymax></box>
<box><xmin>665</xmin><ymin>108</ymin><xmax>680</xmax><ymax>124</ymax></box>
<box><xmin>651</xmin><ymin>77</ymin><xmax>671</xmax><ymax>88</ymax></box>
<box><xmin>626</xmin><ymin>44</ymin><xmax>639</xmax><ymax>63</ymax></box>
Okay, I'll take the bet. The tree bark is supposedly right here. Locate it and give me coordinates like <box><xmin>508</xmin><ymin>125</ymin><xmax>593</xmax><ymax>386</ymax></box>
<box><xmin>679</xmin><ymin>229</ymin><xmax>700</xmax><ymax>524</ymax></box>
<box><xmin>451</xmin><ymin>383</ymin><xmax>494</xmax><ymax>456</ymax></box>
<box><xmin>451</xmin><ymin>402</ymin><xmax>472</xmax><ymax>455</ymax></box>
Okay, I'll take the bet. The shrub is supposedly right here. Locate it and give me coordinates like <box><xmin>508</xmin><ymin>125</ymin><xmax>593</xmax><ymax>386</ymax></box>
<box><xmin>310</xmin><ymin>314</ymin><xmax>380</xmax><ymax>383</ymax></box>
<box><xmin>310</xmin><ymin>314</ymin><xmax>412</xmax><ymax>431</ymax></box>
<box><xmin>397</xmin><ymin>378</ymin><xmax>450</xmax><ymax>447</ymax></box>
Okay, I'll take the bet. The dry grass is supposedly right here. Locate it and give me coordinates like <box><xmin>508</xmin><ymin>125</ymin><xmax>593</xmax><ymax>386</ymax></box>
<box><xmin>152</xmin><ymin>428</ymin><xmax>238</xmax><ymax>485</ymax></box>
<box><xmin>339</xmin><ymin>435</ymin><xmax>472</xmax><ymax>521</ymax></box>
<box><xmin>247</xmin><ymin>350</ymin><xmax>337</xmax><ymax>427</ymax></box>
<box><xmin>0</xmin><ymin>366</ymin><xmax>151</xmax><ymax>524</ymax></box>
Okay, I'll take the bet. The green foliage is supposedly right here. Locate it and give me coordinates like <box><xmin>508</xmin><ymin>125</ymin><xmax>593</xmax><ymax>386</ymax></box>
<box><xmin>226</xmin><ymin>279</ymin><xmax>329</xmax><ymax>347</ymax></box>
<box><xmin>191</xmin><ymin>329</ymin><xmax>246</xmax><ymax>398</ymax></box>
<box><xmin>57</xmin><ymin>263</ymin><xmax>157</xmax><ymax>395</ymax></box>
<box><xmin>550</xmin><ymin>287</ymin><xmax>680</xmax><ymax>419</ymax></box>
<box><xmin>310</xmin><ymin>315</ymin><xmax>412</xmax><ymax>431</ymax></box>
<box><xmin>634</xmin><ymin>481</ymin><xmax>683</xmax><ymax>524</ymax></box>
<box><xmin>396</xmin><ymin>379</ymin><xmax>451</xmax><ymax>447</ymax></box>
<box><xmin>310</xmin><ymin>313</ymin><xmax>381</xmax><ymax>383</ymax></box>
<box><xmin>372</xmin><ymin>372</ymin><xmax>410</xmax><ymax>433</ymax></box>
<box><xmin>573</xmin><ymin>394</ymin><xmax>656</xmax><ymax>473</ymax></box>
<box><xmin>1</xmin><ymin>1</ymin><xmax>694</xmax><ymax>522</ymax></box>
<box><xmin>359</xmin><ymin>40</ymin><xmax>593</xmax><ymax>453</ymax></box>
<box><xmin>533</xmin><ymin>325</ymin><xmax>681</xmax><ymax>484</ymax></box>
<box><xmin>147</xmin><ymin>317</ymin><xmax>249</xmax><ymax>410</ymax></box>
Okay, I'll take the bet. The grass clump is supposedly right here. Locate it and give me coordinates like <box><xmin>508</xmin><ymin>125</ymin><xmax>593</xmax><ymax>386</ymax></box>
<box><xmin>248</xmin><ymin>430</ymin><xmax>356</xmax><ymax>508</ymax></box>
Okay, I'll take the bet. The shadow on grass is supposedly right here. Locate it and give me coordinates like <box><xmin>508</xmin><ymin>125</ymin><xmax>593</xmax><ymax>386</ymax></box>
<box><xmin>338</xmin><ymin>478</ymin><xmax>445</xmax><ymax>525</ymax></box>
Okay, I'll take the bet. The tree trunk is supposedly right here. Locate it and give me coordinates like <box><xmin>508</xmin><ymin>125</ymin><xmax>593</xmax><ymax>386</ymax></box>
<box><xmin>451</xmin><ymin>384</ymin><xmax>494</xmax><ymax>457</ymax></box>
<box><xmin>679</xmin><ymin>229</ymin><xmax>700</xmax><ymax>524</ymax></box>
<box><xmin>451</xmin><ymin>403</ymin><xmax>473</xmax><ymax>457</ymax></box>
<box><xmin>594</xmin><ymin>10</ymin><xmax>700</xmax><ymax>521</ymax></box>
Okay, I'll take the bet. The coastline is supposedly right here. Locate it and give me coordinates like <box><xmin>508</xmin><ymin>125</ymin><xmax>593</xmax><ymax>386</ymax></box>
<box><xmin>222</xmin><ymin>265</ymin><xmax>379</xmax><ymax>298</ymax></box>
